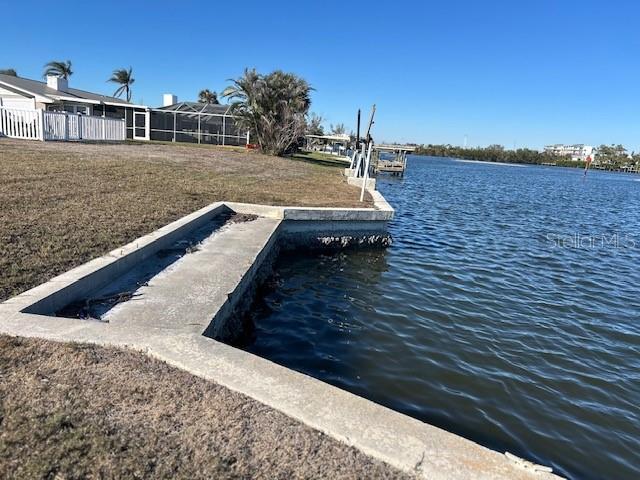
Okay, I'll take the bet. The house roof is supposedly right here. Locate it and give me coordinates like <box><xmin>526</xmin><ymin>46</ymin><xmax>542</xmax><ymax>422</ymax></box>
<box><xmin>0</xmin><ymin>73</ymin><xmax>146</xmax><ymax>108</ymax></box>
<box><xmin>156</xmin><ymin>101</ymin><xmax>231</xmax><ymax>115</ymax></box>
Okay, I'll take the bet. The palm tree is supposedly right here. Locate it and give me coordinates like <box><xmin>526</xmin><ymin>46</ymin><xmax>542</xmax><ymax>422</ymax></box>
<box><xmin>330</xmin><ymin>123</ymin><xmax>346</xmax><ymax>135</ymax></box>
<box><xmin>0</xmin><ymin>68</ymin><xmax>17</xmax><ymax>76</ymax></box>
<box><xmin>43</xmin><ymin>60</ymin><xmax>73</xmax><ymax>79</ymax></box>
<box><xmin>306</xmin><ymin>113</ymin><xmax>324</xmax><ymax>136</ymax></box>
<box><xmin>198</xmin><ymin>89</ymin><xmax>219</xmax><ymax>104</ymax></box>
<box><xmin>223</xmin><ymin>69</ymin><xmax>311</xmax><ymax>155</ymax></box>
<box><xmin>108</xmin><ymin>67</ymin><xmax>135</xmax><ymax>102</ymax></box>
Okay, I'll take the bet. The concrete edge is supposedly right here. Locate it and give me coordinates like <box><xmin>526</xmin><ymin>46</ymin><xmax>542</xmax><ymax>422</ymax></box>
<box><xmin>5</xmin><ymin>202</ymin><xmax>230</xmax><ymax>315</ymax></box>
<box><xmin>225</xmin><ymin>184</ymin><xmax>393</xmax><ymax>222</ymax></box>
<box><xmin>0</xmin><ymin>190</ymin><xmax>392</xmax><ymax>317</ymax></box>
<box><xmin>150</xmin><ymin>335</ymin><xmax>562</xmax><ymax>480</ymax></box>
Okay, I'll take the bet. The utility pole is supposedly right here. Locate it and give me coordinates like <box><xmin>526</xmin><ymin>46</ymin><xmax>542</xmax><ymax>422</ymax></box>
<box><xmin>355</xmin><ymin>109</ymin><xmax>361</xmax><ymax>147</ymax></box>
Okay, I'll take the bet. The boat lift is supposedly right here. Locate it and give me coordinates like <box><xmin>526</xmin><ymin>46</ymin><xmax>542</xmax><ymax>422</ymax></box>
<box><xmin>372</xmin><ymin>144</ymin><xmax>416</xmax><ymax>176</ymax></box>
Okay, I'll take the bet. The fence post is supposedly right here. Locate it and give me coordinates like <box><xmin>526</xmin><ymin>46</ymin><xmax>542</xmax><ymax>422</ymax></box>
<box><xmin>144</xmin><ymin>110</ymin><xmax>150</xmax><ymax>140</ymax></box>
<box><xmin>36</xmin><ymin>109</ymin><xmax>45</xmax><ymax>141</ymax></box>
<box><xmin>77</xmin><ymin>113</ymin><xmax>83</xmax><ymax>140</ymax></box>
<box><xmin>222</xmin><ymin>115</ymin><xmax>226</xmax><ymax>146</ymax></box>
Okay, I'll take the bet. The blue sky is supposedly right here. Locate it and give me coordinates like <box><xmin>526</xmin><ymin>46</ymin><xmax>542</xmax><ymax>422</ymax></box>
<box><xmin>2</xmin><ymin>0</ymin><xmax>639</xmax><ymax>150</ymax></box>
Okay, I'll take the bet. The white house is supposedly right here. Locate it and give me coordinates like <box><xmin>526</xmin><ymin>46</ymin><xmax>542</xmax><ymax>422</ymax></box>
<box><xmin>0</xmin><ymin>73</ymin><xmax>149</xmax><ymax>140</ymax></box>
<box><xmin>543</xmin><ymin>144</ymin><xmax>595</xmax><ymax>161</ymax></box>
<box><xmin>0</xmin><ymin>73</ymin><xmax>248</xmax><ymax>145</ymax></box>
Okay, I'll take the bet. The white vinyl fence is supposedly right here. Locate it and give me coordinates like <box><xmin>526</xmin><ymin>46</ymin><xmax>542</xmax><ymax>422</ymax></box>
<box><xmin>0</xmin><ymin>106</ymin><xmax>125</xmax><ymax>142</ymax></box>
<box><xmin>0</xmin><ymin>107</ymin><xmax>41</xmax><ymax>140</ymax></box>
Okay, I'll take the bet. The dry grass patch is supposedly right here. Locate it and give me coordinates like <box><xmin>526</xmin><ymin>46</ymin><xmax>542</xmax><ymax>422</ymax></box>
<box><xmin>0</xmin><ymin>139</ymin><xmax>371</xmax><ymax>300</ymax></box>
<box><xmin>0</xmin><ymin>335</ymin><xmax>409</xmax><ymax>480</ymax></box>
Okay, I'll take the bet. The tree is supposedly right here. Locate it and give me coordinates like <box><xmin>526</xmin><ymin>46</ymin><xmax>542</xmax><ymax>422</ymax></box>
<box><xmin>198</xmin><ymin>89</ymin><xmax>219</xmax><ymax>104</ymax></box>
<box><xmin>306</xmin><ymin>113</ymin><xmax>324</xmax><ymax>136</ymax></box>
<box><xmin>595</xmin><ymin>144</ymin><xmax>628</xmax><ymax>167</ymax></box>
<box><xmin>43</xmin><ymin>60</ymin><xmax>73</xmax><ymax>79</ymax></box>
<box><xmin>108</xmin><ymin>67</ymin><xmax>135</xmax><ymax>102</ymax></box>
<box><xmin>222</xmin><ymin>68</ymin><xmax>312</xmax><ymax>155</ymax></box>
<box><xmin>330</xmin><ymin>123</ymin><xmax>346</xmax><ymax>135</ymax></box>
<box><xmin>0</xmin><ymin>68</ymin><xmax>17</xmax><ymax>76</ymax></box>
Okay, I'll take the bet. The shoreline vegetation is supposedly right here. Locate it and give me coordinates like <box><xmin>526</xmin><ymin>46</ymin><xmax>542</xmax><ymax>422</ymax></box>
<box><xmin>414</xmin><ymin>144</ymin><xmax>640</xmax><ymax>172</ymax></box>
<box><xmin>414</xmin><ymin>144</ymin><xmax>583</xmax><ymax>167</ymax></box>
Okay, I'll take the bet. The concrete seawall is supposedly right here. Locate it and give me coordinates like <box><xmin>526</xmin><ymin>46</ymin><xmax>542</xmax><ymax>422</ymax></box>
<box><xmin>0</xmin><ymin>186</ymin><xmax>561</xmax><ymax>480</ymax></box>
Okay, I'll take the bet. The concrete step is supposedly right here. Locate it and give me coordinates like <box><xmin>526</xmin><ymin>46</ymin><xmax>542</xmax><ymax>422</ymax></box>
<box><xmin>104</xmin><ymin>217</ymin><xmax>281</xmax><ymax>334</ymax></box>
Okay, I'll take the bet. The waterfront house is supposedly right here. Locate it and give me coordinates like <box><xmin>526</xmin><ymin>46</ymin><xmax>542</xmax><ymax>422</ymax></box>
<box><xmin>0</xmin><ymin>73</ymin><xmax>247</xmax><ymax>145</ymax></box>
<box><xmin>0</xmin><ymin>73</ymin><xmax>148</xmax><ymax>140</ymax></box>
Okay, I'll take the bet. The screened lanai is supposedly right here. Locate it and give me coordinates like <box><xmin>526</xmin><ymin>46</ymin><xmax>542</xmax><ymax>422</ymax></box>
<box><xmin>149</xmin><ymin>102</ymin><xmax>249</xmax><ymax>146</ymax></box>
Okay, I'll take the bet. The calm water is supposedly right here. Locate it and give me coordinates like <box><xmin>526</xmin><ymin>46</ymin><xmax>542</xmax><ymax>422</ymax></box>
<box><xmin>243</xmin><ymin>157</ymin><xmax>640</xmax><ymax>480</ymax></box>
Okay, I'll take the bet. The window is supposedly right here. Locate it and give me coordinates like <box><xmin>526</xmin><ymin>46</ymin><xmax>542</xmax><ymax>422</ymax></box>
<box><xmin>48</xmin><ymin>104</ymin><xmax>90</xmax><ymax>115</ymax></box>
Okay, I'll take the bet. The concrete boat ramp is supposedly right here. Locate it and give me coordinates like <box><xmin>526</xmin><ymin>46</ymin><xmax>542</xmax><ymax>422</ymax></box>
<box><xmin>105</xmin><ymin>216</ymin><xmax>280</xmax><ymax>336</ymax></box>
<box><xmin>0</xmin><ymin>191</ymin><xmax>561</xmax><ymax>480</ymax></box>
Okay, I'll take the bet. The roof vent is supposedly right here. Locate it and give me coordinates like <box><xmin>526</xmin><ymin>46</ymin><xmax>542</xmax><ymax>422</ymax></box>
<box><xmin>46</xmin><ymin>75</ymin><xmax>68</xmax><ymax>92</ymax></box>
<box><xmin>163</xmin><ymin>93</ymin><xmax>177</xmax><ymax>107</ymax></box>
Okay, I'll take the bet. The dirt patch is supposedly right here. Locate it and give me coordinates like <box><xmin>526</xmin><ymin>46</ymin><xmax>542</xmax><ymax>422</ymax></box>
<box><xmin>227</xmin><ymin>212</ymin><xmax>259</xmax><ymax>224</ymax></box>
<box><xmin>0</xmin><ymin>335</ymin><xmax>410</xmax><ymax>480</ymax></box>
<box><xmin>0</xmin><ymin>139</ymin><xmax>372</xmax><ymax>301</ymax></box>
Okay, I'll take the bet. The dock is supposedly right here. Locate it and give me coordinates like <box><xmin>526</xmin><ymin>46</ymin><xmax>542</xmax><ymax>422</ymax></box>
<box><xmin>373</xmin><ymin>144</ymin><xmax>416</xmax><ymax>176</ymax></box>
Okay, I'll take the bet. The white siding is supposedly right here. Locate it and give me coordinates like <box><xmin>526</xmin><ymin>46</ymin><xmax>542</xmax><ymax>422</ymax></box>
<box><xmin>0</xmin><ymin>97</ymin><xmax>35</xmax><ymax>109</ymax></box>
<box><xmin>0</xmin><ymin>86</ymin><xmax>35</xmax><ymax>110</ymax></box>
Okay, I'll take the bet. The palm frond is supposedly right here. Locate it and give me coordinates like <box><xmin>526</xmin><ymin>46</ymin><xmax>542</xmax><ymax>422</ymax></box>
<box><xmin>43</xmin><ymin>60</ymin><xmax>72</xmax><ymax>79</ymax></box>
<box><xmin>108</xmin><ymin>67</ymin><xmax>134</xmax><ymax>102</ymax></box>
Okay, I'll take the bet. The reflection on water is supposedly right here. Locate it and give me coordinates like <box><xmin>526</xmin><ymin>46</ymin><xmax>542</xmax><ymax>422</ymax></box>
<box><xmin>243</xmin><ymin>157</ymin><xmax>640</xmax><ymax>480</ymax></box>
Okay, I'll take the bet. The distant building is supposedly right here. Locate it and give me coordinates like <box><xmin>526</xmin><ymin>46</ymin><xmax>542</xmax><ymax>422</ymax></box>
<box><xmin>544</xmin><ymin>144</ymin><xmax>595</xmax><ymax>161</ymax></box>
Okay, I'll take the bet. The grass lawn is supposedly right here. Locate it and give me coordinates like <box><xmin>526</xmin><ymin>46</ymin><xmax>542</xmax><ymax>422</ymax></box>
<box><xmin>0</xmin><ymin>139</ymin><xmax>403</xmax><ymax>479</ymax></box>
<box><xmin>0</xmin><ymin>335</ymin><xmax>408</xmax><ymax>479</ymax></box>
<box><xmin>0</xmin><ymin>138</ymin><xmax>371</xmax><ymax>301</ymax></box>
